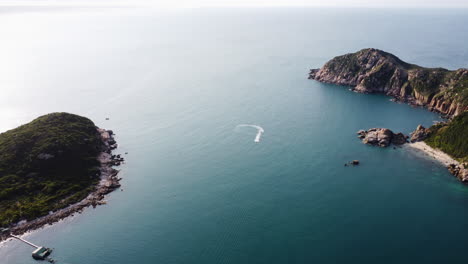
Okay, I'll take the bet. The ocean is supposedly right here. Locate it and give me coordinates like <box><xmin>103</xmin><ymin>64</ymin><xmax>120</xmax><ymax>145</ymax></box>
<box><xmin>1</xmin><ymin>7</ymin><xmax>468</xmax><ymax>264</ymax></box>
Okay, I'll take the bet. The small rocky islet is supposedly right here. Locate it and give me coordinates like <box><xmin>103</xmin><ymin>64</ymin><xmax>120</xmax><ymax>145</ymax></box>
<box><xmin>356</xmin><ymin>128</ymin><xmax>408</xmax><ymax>147</ymax></box>
<box><xmin>309</xmin><ymin>48</ymin><xmax>468</xmax><ymax>182</ymax></box>
<box><xmin>0</xmin><ymin>113</ymin><xmax>124</xmax><ymax>241</ymax></box>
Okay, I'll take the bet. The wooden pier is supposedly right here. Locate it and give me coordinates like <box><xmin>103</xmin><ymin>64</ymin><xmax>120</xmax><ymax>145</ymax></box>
<box><xmin>10</xmin><ymin>235</ymin><xmax>39</xmax><ymax>248</ymax></box>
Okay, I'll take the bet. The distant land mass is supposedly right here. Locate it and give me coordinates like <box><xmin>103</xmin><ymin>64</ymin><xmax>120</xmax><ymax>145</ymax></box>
<box><xmin>0</xmin><ymin>113</ymin><xmax>123</xmax><ymax>240</ymax></box>
<box><xmin>309</xmin><ymin>49</ymin><xmax>468</xmax><ymax>181</ymax></box>
<box><xmin>309</xmin><ymin>48</ymin><xmax>468</xmax><ymax>117</ymax></box>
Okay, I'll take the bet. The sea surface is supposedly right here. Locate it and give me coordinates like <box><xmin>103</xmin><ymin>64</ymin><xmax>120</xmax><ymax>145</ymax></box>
<box><xmin>1</xmin><ymin>7</ymin><xmax>468</xmax><ymax>264</ymax></box>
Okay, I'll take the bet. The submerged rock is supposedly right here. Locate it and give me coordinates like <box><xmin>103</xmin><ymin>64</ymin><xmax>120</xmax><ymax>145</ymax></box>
<box><xmin>344</xmin><ymin>160</ymin><xmax>360</xmax><ymax>166</ymax></box>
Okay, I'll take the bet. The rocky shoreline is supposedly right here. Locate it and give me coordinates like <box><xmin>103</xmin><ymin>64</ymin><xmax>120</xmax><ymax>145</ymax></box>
<box><xmin>0</xmin><ymin>128</ymin><xmax>124</xmax><ymax>242</ymax></box>
<box><xmin>356</xmin><ymin>125</ymin><xmax>468</xmax><ymax>182</ymax></box>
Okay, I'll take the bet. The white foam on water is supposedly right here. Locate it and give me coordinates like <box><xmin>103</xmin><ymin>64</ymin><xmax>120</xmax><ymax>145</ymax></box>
<box><xmin>236</xmin><ymin>124</ymin><xmax>264</xmax><ymax>143</ymax></box>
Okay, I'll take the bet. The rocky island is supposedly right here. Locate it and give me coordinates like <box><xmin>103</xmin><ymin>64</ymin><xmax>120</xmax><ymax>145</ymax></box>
<box><xmin>309</xmin><ymin>49</ymin><xmax>468</xmax><ymax>182</ymax></box>
<box><xmin>0</xmin><ymin>113</ymin><xmax>123</xmax><ymax>241</ymax></box>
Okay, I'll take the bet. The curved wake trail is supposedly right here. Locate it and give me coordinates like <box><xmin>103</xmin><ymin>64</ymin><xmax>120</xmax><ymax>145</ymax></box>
<box><xmin>236</xmin><ymin>124</ymin><xmax>264</xmax><ymax>143</ymax></box>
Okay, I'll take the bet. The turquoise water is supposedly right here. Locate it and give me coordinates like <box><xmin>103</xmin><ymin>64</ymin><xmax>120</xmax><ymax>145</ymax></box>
<box><xmin>1</xmin><ymin>7</ymin><xmax>468</xmax><ymax>264</ymax></box>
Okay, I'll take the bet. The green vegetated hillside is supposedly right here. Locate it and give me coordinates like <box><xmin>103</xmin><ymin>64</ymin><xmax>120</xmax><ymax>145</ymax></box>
<box><xmin>0</xmin><ymin>113</ymin><xmax>103</xmax><ymax>227</ymax></box>
<box><xmin>425</xmin><ymin>112</ymin><xmax>468</xmax><ymax>163</ymax></box>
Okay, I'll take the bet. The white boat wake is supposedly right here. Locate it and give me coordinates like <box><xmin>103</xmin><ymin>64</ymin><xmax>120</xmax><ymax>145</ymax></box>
<box><xmin>236</xmin><ymin>124</ymin><xmax>264</xmax><ymax>143</ymax></box>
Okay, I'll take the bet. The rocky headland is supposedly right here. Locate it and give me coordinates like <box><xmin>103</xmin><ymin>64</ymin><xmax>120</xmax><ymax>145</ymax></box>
<box><xmin>310</xmin><ymin>49</ymin><xmax>468</xmax><ymax>182</ymax></box>
<box><xmin>0</xmin><ymin>113</ymin><xmax>124</xmax><ymax>241</ymax></box>
<box><xmin>309</xmin><ymin>48</ymin><xmax>468</xmax><ymax>117</ymax></box>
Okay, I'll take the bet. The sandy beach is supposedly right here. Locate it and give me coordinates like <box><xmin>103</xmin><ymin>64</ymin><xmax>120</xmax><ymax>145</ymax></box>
<box><xmin>406</xmin><ymin>141</ymin><xmax>468</xmax><ymax>181</ymax></box>
<box><xmin>405</xmin><ymin>141</ymin><xmax>459</xmax><ymax>166</ymax></box>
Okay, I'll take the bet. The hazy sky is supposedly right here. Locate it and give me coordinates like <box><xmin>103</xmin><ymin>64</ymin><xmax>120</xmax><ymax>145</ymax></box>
<box><xmin>0</xmin><ymin>0</ymin><xmax>467</xmax><ymax>8</ymax></box>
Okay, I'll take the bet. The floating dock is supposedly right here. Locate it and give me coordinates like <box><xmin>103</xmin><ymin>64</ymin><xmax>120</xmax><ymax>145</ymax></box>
<box><xmin>10</xmin><ymin>235</ymin><xmax>54</xmax><ymax>262</ymax></box>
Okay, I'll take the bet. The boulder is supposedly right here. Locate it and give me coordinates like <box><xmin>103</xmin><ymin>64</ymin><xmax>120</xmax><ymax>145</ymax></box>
<box><xmin>356</xmin><ymin>130</ymin><xmax>366</xmax><ymax>139</ymax></box>
<box><xmin>410</xmin><ymin>125</ymin><xmax>429</xmax><ymax>142</ymax></box>
<box><xmin>356</xmin><ymin>130</ymin><xmax>366</xmax><ymax>134</ymax></box>
<box><xmin>360</xmin><ymin>128</ymin><xmax>393</xmax><ymax>147</ymax></box>
<box><xmin>460</xmin><ymin>168</ymin><xmax>468</xmax><ymax>182</ymax></box>
<box><xmin>447</xmin><ymin>164</ymin><xmax>460</xmax><ymax>176</ymax></box>
<box><xmin>362</xmin><ymin>130</ymin><xmax>379</xmax><ymax>145</ymax></box>
<box><xmin>376</xmin><ymin>128</ymin><xmax>393</xmax><ymax>147</ymax></box>
<box><xmin>447</xmin><ymin>164</ymin><xmax>468</xmax><ymax>182</ymax></box>
<box><xmin>392</xmin><ymin>132</ymin><xmax>408</xmax><ymax>145</ymax></box>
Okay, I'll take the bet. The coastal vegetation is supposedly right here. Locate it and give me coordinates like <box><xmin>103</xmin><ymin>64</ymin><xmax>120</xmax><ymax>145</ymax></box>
<box><xmin>425</xmin><ymin>112</ymin><xmax>468</xmax><ymax>163</ymax></box>
<box><xmin>0</xmin><ymin>113</ymin><xmax>103</xmax><ymax>227</ymax></box>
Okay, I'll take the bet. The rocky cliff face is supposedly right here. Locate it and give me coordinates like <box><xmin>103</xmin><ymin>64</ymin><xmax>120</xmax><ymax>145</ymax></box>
<box><xmin>309</xmin><ymin>48</ymin><xmax>468</xmax><ymax>117</ymax></box>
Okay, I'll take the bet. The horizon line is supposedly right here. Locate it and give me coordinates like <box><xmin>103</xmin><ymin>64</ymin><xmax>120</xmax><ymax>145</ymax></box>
<box><xmin>0</xmin><ymin>4</ymin><xmax>468</xmax><ymax>9</ymax></box>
